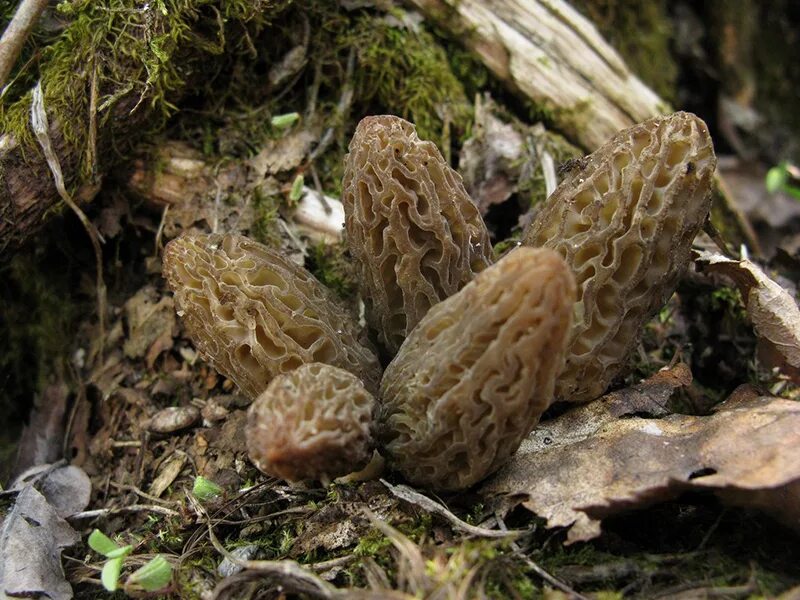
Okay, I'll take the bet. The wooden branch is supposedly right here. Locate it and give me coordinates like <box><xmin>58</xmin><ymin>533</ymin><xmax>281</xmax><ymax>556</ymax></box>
<box><xmin>406</xmin><ymin>0</ymin><xmax>667</xmax><ymax>150</ymax></box>
<box><xmin>0</xmin><ymin>0</ymin><xmax>48</xmax><ymax>89</ymax></box>
<box><xmin>408</xmin><ymin>0</ymin><xmax>762</xmax><ymax>253</ymax></box>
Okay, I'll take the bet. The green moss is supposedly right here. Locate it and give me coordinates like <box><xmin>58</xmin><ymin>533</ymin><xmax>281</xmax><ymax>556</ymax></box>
<box><xmin>518</xmin><ymin>129</ymin><xmax>582</xmax><ymax>209</ymax></box>
<box><xmin>0</xmin><ymin>0</ymin><xmax>289</xmax><ymax>197</ymax></box>
<box><xmin>493</xmin><ymin>237</ymin><xmax>522</xmax><ymax>259</ymax></box>
<box><xmin>305</xmin><ymin>241</ymin><xmax>357</xmax><ymax>301</ymax></box>
<box><xmin>353</xmin><ymin>528</ymin><xmax>393</xmax><ymax>558</ymax></box>
<box><xmin>710</xmin><ymin>286</ymin><xmax>747</xmax><ymax>321</ymax></box>
<box><xmin>250</xmin><ymin>186</ymin><xmax>281</xmax><ymax>246</ymax></box>
<box><xmin>572</xmin><ymin>0</ymin><xmax>677</xmax><ymax>103</ymax></box>
<box><xmin>341</xmin><ymin>11</ymin><xmax>472</xmax><ymax>143</ymax></box>
<box><xmin>442</xmin><ymin>43</ymin><xmax>490</xmax><ymax>104</ymax></box>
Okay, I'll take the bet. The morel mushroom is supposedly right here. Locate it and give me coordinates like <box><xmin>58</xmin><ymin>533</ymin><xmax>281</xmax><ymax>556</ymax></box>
<box><xmin>523</xmin><ymin>111</ymin><xmax>716</xmax><ymax>404</ymax></box>
<box><xmin>342</xmin><ymin>115</ymin><xmax>493</xmax><ymax>356</ymax></box>
<box><xmin>163</xmin><ymin>233</ymin><xmax>381</xmax><ymax>398</ymax></box>
<box><xmin>246</xmin><ymin>363</ymin><xmax>376</xmax><ymax>483</ymax></box>
<box><xmin>378</xmin><ymin>247</ymin><xmax>576</xmax><ymax>491</ymax></box>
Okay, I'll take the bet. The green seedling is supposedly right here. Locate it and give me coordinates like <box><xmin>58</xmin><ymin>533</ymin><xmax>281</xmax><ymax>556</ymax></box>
<box><xmin>271</xmin><ymin>112</ymin><xmax>300</xmax><ymax>129</ymax></box>
<box><xmin>88</xmin><ymin>529</ymin><xmax>172</xmax><ymax>593</ymax></box>
<box><xmin>127</xmin><ymin>555</ymin><xmax>173</xmax><ymax>592</ymax></box>
<box><xmin>192</xmin><ymin>475</ymin><xmax>223</xmax><ymax>502</ymax></box>
<box><xmin>766</xmin><ymin>162</ymin><xmax>800</xmax><ymax>201</ymax></box>
<box><xmin>290</xmin><ymin>174</ymin><xmax>305</xmax><ymax>203</ymax></box>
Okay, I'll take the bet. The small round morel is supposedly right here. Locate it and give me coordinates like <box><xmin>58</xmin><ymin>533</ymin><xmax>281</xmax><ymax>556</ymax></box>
<box><xmin>378</xmin><ymin>247</ymin><xmax>576</xmax><ymax>491</ymax></box>
<box><xmin>246</xmin><ymin>363</ymin><xmax>376</xmax><ymax>484</ymax></box>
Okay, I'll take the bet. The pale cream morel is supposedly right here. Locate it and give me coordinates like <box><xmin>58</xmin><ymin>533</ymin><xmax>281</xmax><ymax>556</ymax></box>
<box><xmin>163</xmin><ymin>233</ymin><xmax>381</xmax><ymax>399</ymax></box>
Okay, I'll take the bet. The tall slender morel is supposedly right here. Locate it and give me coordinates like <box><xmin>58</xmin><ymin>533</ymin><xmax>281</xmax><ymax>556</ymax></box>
<box><xmin>523</xmin><ymin>112</ymin><xmax>716</xmax><ymax>404</ymax></box>
<box><xmin>342</xmin><ymin>115</ymin><xmax>493</xmax><ymax>356</ymax></box>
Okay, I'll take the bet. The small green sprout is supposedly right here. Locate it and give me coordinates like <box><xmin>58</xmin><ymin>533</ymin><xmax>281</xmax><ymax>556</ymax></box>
<box><xmin>101</xmin><ymin>556</ymin><xmax>125</xmax><ymax>592</ymax></box>
<box><xmin>88</xmin><ymin>529</ymin><xmax>131</xmax><ymax>557</ymax></box>
<box><xmin>766</xmin><ymin>162</ymin><xmax>800</xmax><ymax>201</ymax></box>
<box><xmin>128</xmin><ymin>555</ymin><xmax>173</xmax><ymax>592</ymax></box>
<box><xmin>271</xmin><ymin>112</ymin><xmax>300</xmax><ymax>129</ymax></box>
<box><xmin>192</xmin><ymin>475</ymin><xmax>223</xmax><ymax>502</ymax></box>
<box><xmin>289</xmin><ymin>174</ymin><xmax>305</xmax><ymax>203</ymax></box>
<box><xmin>88</xmin><ymin>528</ymin><xmax>172</xmax><ymax>593</ymax></box>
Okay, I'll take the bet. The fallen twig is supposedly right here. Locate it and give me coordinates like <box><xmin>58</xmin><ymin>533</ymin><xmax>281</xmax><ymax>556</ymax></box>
<box><xmin>69</xmin><ymin>504</ymin><xmax>181</xmax><ymax>520</ymax></box>
<box><xmin>380</xmin><ymin>479</ymin><xmax>521</xmax><ymax>539</ymax></box>
<box><xmin>0</xmin><ymin>0</ymin><xmax>48</xmax><ymax>90</ymax></box>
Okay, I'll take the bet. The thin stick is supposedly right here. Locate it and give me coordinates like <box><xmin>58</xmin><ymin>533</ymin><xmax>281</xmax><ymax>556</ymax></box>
<box><xmin>380</xmin><ymin>479</ymin><xmax>522</xmax><ymax>539</ymax></box>
<box><xmin>69</xmin><ymin>504</ymin><xmax>180</xmax><ymax>520</ymax></box>
<box><xmin>31</xmin><ymin>81</ymin><xmax>107</xmax><ymax>359</ymax></box>
<box><xmin>0</xmin><ymin>0</ymin><xmax>48</xmax><ymax>90</ymax></box>
<box><xmin>495</xmin><ymin>511</ymin><xmax>590</xmax><ymax>600</ymax></box>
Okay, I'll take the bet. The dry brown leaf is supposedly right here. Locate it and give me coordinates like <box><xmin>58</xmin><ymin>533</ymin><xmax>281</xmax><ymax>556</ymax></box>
<box><xmin>482</xmin><ymin>376</ymin><xmax>800</xmax><ymax>544</ymax></box>
<box><xmin>460</xmin><ymin>99</ymin><xmax>525</xmax><ymax>214</ymax></box>
<box><xmin>149</xmin><ymin>453</ymin><xmax>187</xmax><ymax>498</ymax></box>
<box><xmin>0</xmin><ymin>486</ymin><xmax>79</xmax><ymax>600</ymax></box>
<box><xmin>694</xmin><ymin>249</ymin><xmax>800</xmax><ymax>381</ymax></box>
<box><xmin>12</xmin><ymin>383</ymin><xmax>69</xmax><ymax>479</ymax></box>
<box><xmin>250</xmin><ymin>130</ymin><xmax>316</xmax><ymax>176</ymax></box>
<box><xmin>123</xmin><ymin>285</ymin><xmax>176</xmax><ymax>366</ymax></box>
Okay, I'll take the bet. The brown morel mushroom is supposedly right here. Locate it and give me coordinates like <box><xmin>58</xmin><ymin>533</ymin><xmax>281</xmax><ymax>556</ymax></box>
<box><xmin>378</xmin><ymin>247</ymin><xmax>576</xmax><ymax>491</ymax></box>
<box><xmin>163</xmin><ymin>233</ymin><xmax>381</xmax><ymax>398</ymax></box>
<box><xmin>342</xmin><ymin>115</ymin><xmax>493</xmax><ymax>356</ymax></box>
<box><xmin>523</xmin><ymin>111</ymin><xmax>716</xmax><ymax>404</ymax></box>
<box><xmin>246</xmin><ymin>363</ymin><xmax>376</xmax><ymax>484</ymax></box>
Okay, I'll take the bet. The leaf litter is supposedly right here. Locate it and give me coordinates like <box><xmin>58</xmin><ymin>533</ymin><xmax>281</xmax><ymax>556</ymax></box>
<box><xmin>483</xmin><ymin>366</ymin><xmax>800</xmax><ymax>544</ymax></box>
<box><xmin>0</xmin><ymin>464</ymin><xmax>91</xmax><ymax>600</ymax></box>
<box><xmin>694</xmin><ymin>249</ymin><xmax>800</xmax><ymax>382</ymax></box>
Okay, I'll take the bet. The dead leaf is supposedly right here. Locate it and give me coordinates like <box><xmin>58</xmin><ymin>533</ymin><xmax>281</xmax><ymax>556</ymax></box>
<box><xmin>13</xmin><ymin>383</ymin><xmax>69</xmax><ymax>479</ymax></box>
<box><xmin>460</xmin><ymin>97</ymin><xmax>525</xmax><ymax>214</ymax></box>
<box><xmin>123</xmin><ymin>285</ymin><xmax>176</xmax><ymax>366</ymax></box>
<box><xmin>250</xmin><ymin>130</ymin><xmax>316</xmax><ymax>176</ymax></box>
<box><xmin>694</xmin><ymin>249</ymin><xmax>800</xmax><ymax>381</ymax></box>
<box><xmin>0</xmin><ymin>484</ymin><xmax>83</xmax><ymax>599</ymax></box>
<box><xmin>95</xmin><ymin>193</ymin><xmax>129</xmax><ymax>239</ymax></box>
<box><xmin>483</xmin><ymin>382</ymin><xmax>800</xmax><ymax>544</ymax></box>
<box><xmin>149</xmin><ymin>453</ymin><xmax>187</xmax><ymax>498</ymax></box>
<box><xmin>10</xmin><ymin>464</ymin><xmax>92</xmax><ymax>518</ymax></box>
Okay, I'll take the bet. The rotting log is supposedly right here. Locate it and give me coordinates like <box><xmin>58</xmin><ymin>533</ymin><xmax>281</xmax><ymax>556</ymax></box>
<box><xmin>408</xmin><ymin>0</ymin><xmax>761</xmax><ymax>253</ymax></box>
<box><xmin>406</xmin><ymin>0</ymin><xmax>668</xmax><ymax>150</ymax></box>
<box><xmin>0</xmin><ymin>1</ymin><xmax>288</xmax><ymax>253</ymax></box>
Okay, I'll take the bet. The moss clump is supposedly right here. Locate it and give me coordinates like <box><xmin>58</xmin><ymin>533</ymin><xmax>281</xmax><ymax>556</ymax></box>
<box><xmin>572</xmin><ymin>0</ymin><xmax>677</xmax><ymax>103</ymax></box>
<box><xmin>305</xmin><ymin>241</ymin><xmax>358</xmax><ymax>302</ymax></box>
<box><xmin>341</xmin><ymin>10</ymin><xmax>473</xmax><ymax>143</ymax></box>
<box><xmin>250</xmin><ymin>186</ymin><xmax>281</xmax><ymax>246</ymax></box>
<box><xmin>517</xmin><ymin>129</ymin><xmax>582</xmax><ymax>210</ymax></box>
<box><xmin>0</xmin><ymin>0</ymin><xmax>289</xmax><ymax>196</ymax></box>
